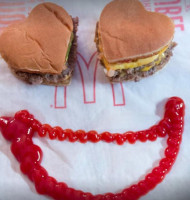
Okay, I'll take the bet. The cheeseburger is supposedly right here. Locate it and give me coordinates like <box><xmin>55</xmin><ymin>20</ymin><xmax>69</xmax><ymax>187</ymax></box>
<box><xmin>95</xmin><ymin>0</ymin><xmax>176</xmax><ymax>82</ymax></box>
<box><xmin>0</xmin><ymin>3</ymin><xmax>78</xmax><ymax>85</ymax></box>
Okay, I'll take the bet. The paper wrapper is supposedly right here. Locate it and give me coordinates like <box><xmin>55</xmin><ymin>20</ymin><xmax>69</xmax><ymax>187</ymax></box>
<box><xmin>0</xmin><ymin>0</ymin><xmax>190</xmax><ymax>199</ymax></box>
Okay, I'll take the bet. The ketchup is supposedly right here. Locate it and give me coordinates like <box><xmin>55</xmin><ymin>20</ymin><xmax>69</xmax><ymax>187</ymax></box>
<box><xmin>0</xmin><ymin>97</ymin><xmax>185</xmax><ymax>200</ymax></box>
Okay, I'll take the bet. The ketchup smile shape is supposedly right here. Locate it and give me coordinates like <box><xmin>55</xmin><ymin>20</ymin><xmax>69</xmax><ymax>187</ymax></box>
<box><xmin>0</xmin><ymin>97</ymin><xmax>185</xmax><ymax>200</ymax></box>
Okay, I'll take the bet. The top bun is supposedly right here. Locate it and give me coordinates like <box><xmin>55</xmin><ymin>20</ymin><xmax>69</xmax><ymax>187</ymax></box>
<box><xmin>99</xmin><ymin>0</ymin><xmax>175</xmax><ymax>63</ymax></box>
<box><xmin>0</xmin><ymin>3</ymin><xmax>73</xmax><ymax>74</ymax></box>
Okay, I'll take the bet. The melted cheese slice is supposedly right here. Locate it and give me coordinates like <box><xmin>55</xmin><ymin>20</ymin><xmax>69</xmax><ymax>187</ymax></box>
<box><xmin>102</xmin><ymin>46</ymin><xmax>168</xmax><ymax>71</ymax></box>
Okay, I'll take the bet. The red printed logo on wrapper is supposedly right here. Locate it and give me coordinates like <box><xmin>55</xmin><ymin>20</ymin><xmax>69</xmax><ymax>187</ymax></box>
<box><xmin>54</xmin><ymin>86</ymin><xmax>67</xmax><ymax>109</ymax></box>
<box><xmin>0</xmin><ymin>0</ymin><xmax>44</xmax><ymax>33</ymax></box>
<box><xmin>153</xmin><ymin>0</ymin><xmax>185</xmax><ymax>31</ymax></box>
<box><xmin>53</xmin><ymin>52</ymin><xmax>126</xmax><ymax>108</ymax></box>
<box><xmin>185</xmin><ymin>0</ymin><xmax>190</xmax><ymax>11</ymax></box>
<box><xmin>77</xmin><ymin>51</ymin><xmax>98</xmax><ymax>104</ymax></box>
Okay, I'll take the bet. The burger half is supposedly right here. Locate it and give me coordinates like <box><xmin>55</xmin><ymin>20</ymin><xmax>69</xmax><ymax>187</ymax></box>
<box><xmin>95</xmin><ymin>0</ymin><xmax>176</xmax><ymax>82</ymax></box>
<box><xmin>0</xmin><ymin>3</ymin><xmax>78</xmax><ymax>85</ymax></box>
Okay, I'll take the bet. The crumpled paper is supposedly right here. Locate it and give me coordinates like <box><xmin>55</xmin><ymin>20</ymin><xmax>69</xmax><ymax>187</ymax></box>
<box><xmin>0</xmin><ymin>0</ymin><xmax>190</xmax><ymax>200</ymax></box>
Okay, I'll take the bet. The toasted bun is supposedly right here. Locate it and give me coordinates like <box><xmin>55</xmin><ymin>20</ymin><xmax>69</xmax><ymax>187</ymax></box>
<box><xmin>0</xmin><ymin>3</ymin><xmax>73</xmax><ymax>74</ymax></box>
<box><xmin>99</xmin><ymin>0</ymin><xmax>175</xmax><ymax>63</ymax></box>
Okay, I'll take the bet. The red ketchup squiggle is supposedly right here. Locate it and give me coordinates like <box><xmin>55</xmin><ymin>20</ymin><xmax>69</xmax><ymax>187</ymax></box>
<box><xmin>0</xmin><ymin>97</ymin><xmax>185</xmax><ymax>200</ymax></box>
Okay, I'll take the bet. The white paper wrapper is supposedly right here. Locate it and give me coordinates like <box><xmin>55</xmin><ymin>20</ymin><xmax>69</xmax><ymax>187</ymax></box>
<box><xmin>0</xmin><ymin>0</ymin><xmax>190</xmax><ymax>200</ymax></box>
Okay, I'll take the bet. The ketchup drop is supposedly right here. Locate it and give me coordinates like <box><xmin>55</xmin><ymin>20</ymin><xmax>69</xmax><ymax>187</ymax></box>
<box><xmin>0</xmin><ymin>97</ymin><xmax>185</xmax><ymax>200</ymax></box>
